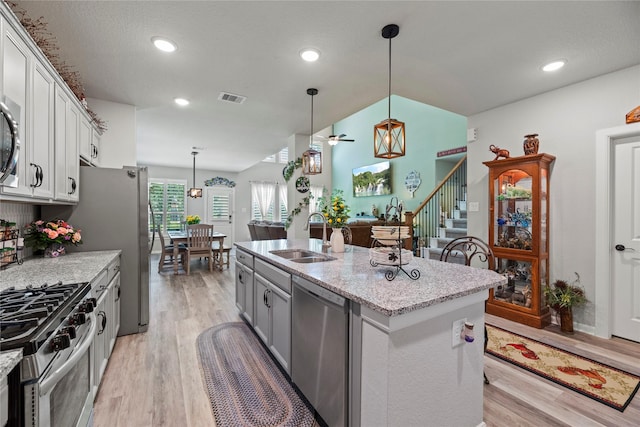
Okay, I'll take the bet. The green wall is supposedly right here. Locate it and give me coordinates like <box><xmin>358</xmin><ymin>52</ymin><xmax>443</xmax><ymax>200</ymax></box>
<box><xmin>331</xmin><ymin>95</ymin><xmax>467</xmax><ymax>216</ymax></box>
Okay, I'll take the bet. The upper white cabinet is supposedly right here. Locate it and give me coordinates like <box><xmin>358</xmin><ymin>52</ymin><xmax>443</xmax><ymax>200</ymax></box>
<box><xmin>53</xmin><ymin>85</ymin><xmax>79</xmax><ymax>202</ymax></box>
<box><xmin>0</xmin><ymin>4</ymin><xmax>102</xmax><ymax>203</ymax></box>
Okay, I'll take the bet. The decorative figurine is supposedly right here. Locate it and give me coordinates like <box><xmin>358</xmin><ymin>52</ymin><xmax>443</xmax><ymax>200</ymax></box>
<box><xmin>372</xmin><ymin>205</ymin><xmax>379</xmax><ymax>218</ymax></box>
<box><xmin>523</xmin><ymin>133</ymin><xmax>540</xmax><ymax>155</ymax></box>
<box><xmin>489</xmin><ymin>144</ymin><xmax>510</xmax><ymax>160</ymax></box>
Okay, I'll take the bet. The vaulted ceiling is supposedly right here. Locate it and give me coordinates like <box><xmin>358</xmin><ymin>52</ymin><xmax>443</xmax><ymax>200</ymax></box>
<box><xmin>12</xmin><ymin>1</ymin><xmax>640</xmax><ymax>171</ymax></box>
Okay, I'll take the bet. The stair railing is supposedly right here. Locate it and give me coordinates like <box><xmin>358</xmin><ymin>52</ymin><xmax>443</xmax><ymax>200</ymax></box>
<box><xmin>404</xmin><ymin>156</ymin><xmax>467</xmax><ymax>253</ymax></box>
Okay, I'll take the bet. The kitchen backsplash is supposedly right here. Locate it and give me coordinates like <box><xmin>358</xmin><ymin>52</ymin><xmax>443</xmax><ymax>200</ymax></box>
<box><xmin>0</xmin><ymin>202</ymin><xmax>39</xmax><ymax>259</ymax></box>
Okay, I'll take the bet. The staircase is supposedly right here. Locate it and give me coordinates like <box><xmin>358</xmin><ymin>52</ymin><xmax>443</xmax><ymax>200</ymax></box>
<box><xmin>426</xmin><ymin>206</ymin><xmax>468</xmax><ymax>262</ymax></box>
<box><xmin>406</xmin><ymin>155</ymin><xmax>468</xmax><ymax>262</ymax></box>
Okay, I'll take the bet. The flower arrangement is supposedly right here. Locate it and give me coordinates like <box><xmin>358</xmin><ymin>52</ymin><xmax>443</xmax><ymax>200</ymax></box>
<box><xmin>24</xmin><ymin>219</ymin><xmax>82</xmax><ymax>251</ymax></box>
<box><xmin>318</xmin><ymin>189</ymin><xmax>350</xmax><ymax>228</ymax></box>
<box><xmin>544</xmin><ymin>272</ymin><xmax>587</xmax><ymax>311</ymax></box>
<box><xmin>186</xmin><ymin>215</ymin><xmax>201</xmax><ymax>225</ymax></box>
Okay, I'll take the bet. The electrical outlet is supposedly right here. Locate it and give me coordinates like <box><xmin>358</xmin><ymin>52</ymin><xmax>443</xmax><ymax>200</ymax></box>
<box><xmin>468</xmin><ymin>202</ymin><xmax>479</xmax><ymax>212</ymax></box>
<box><xmin>452</xmin><ymin>318</ymin><xmax>467</xmax><ymax>347</ymax></box>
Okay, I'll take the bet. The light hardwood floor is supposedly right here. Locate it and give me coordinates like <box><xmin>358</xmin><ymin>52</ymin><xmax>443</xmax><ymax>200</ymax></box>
<box><xmin>94</xmin><ymin>253</ymin><xmax>640</xmax><ymax>426</ymax></box>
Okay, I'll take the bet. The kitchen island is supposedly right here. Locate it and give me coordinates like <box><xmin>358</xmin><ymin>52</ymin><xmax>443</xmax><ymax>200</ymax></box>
<box><xmin>235</xmin><ymin>239</ymin><xmax>506</xmax><ymax>427</ymax></box>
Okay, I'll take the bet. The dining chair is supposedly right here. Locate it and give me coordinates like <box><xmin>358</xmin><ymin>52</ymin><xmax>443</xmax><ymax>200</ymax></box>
<box><xmin>157</xmin><ymin>225</ymin><xmax>186</xmax><ymax>272</ymax></box>
<box><xmin>254</xmin><ymin>224</ymin><xmax>271</xmax><ymax>241</ymax></box>
<box><xmin>185</xmin><ymin>224</ymin><xmax>214</xmax><ymax>275</ymax></box>
<box><xmin>247</xmin><ymin>223</ymin><xmax>258</xmax><ymax>241</ymax></box>
<box><xmin>267</xmin><ymin>223</ymin><xmax>287</xmax><ymax>240</ymax></box>
<box><xmin>439</xmin><ymin>236</ymin><xmax>495</xmax><ymax>385</ymax></box>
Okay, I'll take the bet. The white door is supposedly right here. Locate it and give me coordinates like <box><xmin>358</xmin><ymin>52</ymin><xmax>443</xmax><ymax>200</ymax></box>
<box><xmin>204</xmin><ymin>187</ymin><xmax>234</xmax><ymax>244</ymax></box>
<box><xmin>612</xmin><ymin>136</ymin><xmax>640</xmax><ymax>342</ymax></box>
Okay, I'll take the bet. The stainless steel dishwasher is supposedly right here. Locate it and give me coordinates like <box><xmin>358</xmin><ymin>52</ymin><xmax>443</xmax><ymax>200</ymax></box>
<box><xmin>292</xmin><ymin>276</ymin><xmax>349</xmax><ymax>427</ymax></box>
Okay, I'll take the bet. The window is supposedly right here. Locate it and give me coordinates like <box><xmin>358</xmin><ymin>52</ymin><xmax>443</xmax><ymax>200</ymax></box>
<box><xmin>262</xmin><ymin>147</ymin><xmax>289</xmax><ymax>164</ymax></box>
<box><xmin>149</xmin><ymin>179</ymin><xmax>187</xmax><ymax>233</ymax></box>
<box><xmin>309</xmin><ymin>185</ymin><xmax>324</xmax><ymax>213</ymax></box>
<box><xmin>251</xmin><ymin>182</ymin><xmax>287</xmax><ymax>222</ymax></box>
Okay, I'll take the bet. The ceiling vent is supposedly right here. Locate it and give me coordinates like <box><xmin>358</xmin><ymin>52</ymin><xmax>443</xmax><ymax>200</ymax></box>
<box><xmin>218</xmin><ymin>92</ymin><xmax>246</xmax><ymax>104</ymax></box>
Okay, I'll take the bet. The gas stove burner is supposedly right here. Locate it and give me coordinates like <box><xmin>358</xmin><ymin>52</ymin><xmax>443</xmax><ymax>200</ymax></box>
<box><xmin>0</xmin><ymin>281</ymin><xmax>91</xmax><ymax>353</ymax></box>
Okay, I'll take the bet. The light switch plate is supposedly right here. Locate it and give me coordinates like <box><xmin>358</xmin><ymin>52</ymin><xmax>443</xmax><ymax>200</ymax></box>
<box><xmin>468</xmin><ymin>202</ymin><xmax>479</xmax><ymax>212</ymax></box>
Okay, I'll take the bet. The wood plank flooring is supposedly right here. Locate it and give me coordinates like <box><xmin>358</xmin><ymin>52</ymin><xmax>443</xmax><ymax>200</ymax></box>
<box><xmin>94</xmin><ymin>254</ymin><xmax>640</xmax><ymax>426</ymax></box>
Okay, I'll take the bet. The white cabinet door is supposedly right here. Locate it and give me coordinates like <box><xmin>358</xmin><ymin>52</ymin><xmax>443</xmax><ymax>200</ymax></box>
<box><xmin>53</xmin><ymin>85</ymin><xmax>79</xmax><ymax>202</ymax></box>
<box><xmin>253</xmin><ymin>274</ymin><xmax>270</xmax><ymax>346</ymax></box>
<box><xmin>1</xmin><ymin>24</ymin><xmax>30</xmax><ymax>197</ymax></box>
<box><xmin>30</xmin><ymin>61</ymin><xmax>54</xmax><ymax>199</ymax></box>
<box><xmin>66</xmin><ymin>101</ymin><xmax>79</xmax><ymax>201</ymax></box>
<box><xmin>79</xmin><ymin>116</ymin><xmax>91</xmax><ymax>163</ymax></box>
<box><xmin>268</xmin><ymin>283</ymin><xmax>291</xmax><ymax>372</ymax></box>
<box><xmin>93</xmin><ymin>288</ymin><xmax>108</xmax><ymax>399</ymax></box>
<box><xmin>91</xmin><ymin>128</ymin><xmax>100</xmax><ymax>166</ymax></box>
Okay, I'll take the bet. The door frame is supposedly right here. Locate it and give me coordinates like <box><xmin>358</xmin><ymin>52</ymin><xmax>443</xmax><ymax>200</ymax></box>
<box><xmin>594</xmin><ymin>122</ymin><xmax>640</xmax><ymax>338</ymax></box>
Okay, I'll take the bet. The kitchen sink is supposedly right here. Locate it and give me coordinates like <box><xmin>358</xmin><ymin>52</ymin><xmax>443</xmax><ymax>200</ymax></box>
<box><xmin>270</xmin><ymin>249</ymin><xmax>336</xmax><ymax>263</ymax></box>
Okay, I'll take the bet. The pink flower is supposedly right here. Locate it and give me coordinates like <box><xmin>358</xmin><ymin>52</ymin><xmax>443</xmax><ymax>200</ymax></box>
<box><xmin>58</xmin><ymin>227</ymin><xmax>68</xmax><ymax>235</ymax></box>
<box><xmin>44</xmin><ymin>228</ymin><xmax>59</xmax><ymax>239</ymax></box>
<box><xmin>35</xmin><ymin>220</ymin><xmax>44</xmax><ymax>225</ymax></box>
<box><xmin>47</xmin><ymin>222</ymin><xmax>58</xmax><ymax>230</ymax></box>
<box><xmin>72</xmin><ymin>232</ymin><xmax>81</xmax><ymax>243</ymax></box>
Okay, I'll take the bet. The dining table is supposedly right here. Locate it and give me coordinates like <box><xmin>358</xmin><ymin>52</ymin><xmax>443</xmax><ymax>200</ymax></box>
<box><xmin>167</xmin><ymin>230</ymin><xmax>227</xmax><ymax>274</ymax></box>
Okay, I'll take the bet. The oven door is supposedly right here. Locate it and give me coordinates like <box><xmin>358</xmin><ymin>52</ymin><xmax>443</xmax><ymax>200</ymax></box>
<box><xmin>25</xmin><ymin>313</ymin><xmax>97</xmax><ymax>427</ymax></box>
<box><xmin>0</xmin><ymin>99</ymin><xmax>20</xmax><ymax>188</ymax></box>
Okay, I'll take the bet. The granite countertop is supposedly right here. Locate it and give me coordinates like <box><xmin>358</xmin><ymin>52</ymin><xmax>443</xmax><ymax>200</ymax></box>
<box><xmin>0</xmin><ymin>250</ymin><xmax>121</xmax><ymax>292</ymax></box>
<box><xmin>0</xmin><ymin>349</ymin><xmax>22</xmax><ymax>377</ymax></box>
<box><xmin>235</xmin><ymin>239</ymin><xmax>507</xmax><ymax>317</ymax></box>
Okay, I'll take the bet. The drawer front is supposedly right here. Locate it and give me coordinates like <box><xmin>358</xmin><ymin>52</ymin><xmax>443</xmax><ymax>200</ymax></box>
<box><xmin>255</xmin><ymin>258</ymin><xmax>291</xmax><ymax>294</ymax></box>
<box><xmin>92</xmin><ymin>268</ymin><xmax>109</xmax><ymax>298</ymax></box>
<box><xmin>236</xmin><ymin>248</ymin><xmax>254</xmax><ymax>268</ymax></box>
<box><xmin>107</xmin><ymin>258</ymin><xmax>120</xmax><ymax>283</ymax></box>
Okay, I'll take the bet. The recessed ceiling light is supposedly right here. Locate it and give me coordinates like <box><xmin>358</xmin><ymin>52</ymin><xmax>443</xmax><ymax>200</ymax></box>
<box><xmin>174</xmin><ymin>98</ymin><xmax>189</xmax><ymax>106</ymax></box>
<box><xmin>152</xmin><ymin>37</ymin><xmax>177</xmax><ymax>53</ymax></box>
<box><xmin>300</xmin><ymin>48</ymin><xmax>320</xmax><ymax>62</ymax></box>
<box><xmin>542</xmin><ymin>60</ymin><xmax>566</xmax><ymax>72</ymax></box>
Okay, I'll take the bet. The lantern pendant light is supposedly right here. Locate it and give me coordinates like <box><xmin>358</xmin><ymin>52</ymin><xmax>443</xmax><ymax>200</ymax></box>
<box><xmin>187</xmin><ymin>151</ymin><xmax>202</xmax><ymax>198</ymax></box>
<box><xmin>374</xmin><ymin>24</ymin><xmax>405</xmax><ymax>159</ymax></box>
<box><xmin>302</xmin><ymin>88</ymin><xmax>322</xmax><ymax>175</ymax></box>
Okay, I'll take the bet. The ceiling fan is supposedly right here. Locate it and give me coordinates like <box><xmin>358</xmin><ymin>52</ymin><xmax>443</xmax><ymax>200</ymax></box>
<box><xmin>315</xmin><ymin>134</ymin><xmax>355</xmax><ymax>145</ymax></box>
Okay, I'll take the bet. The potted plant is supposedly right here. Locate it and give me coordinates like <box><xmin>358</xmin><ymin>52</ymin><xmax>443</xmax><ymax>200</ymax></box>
<box><xmin>318</xmin><ymin>189</ymin><xmax>350</xmax><ymax>252</ymax></box>
<box><xmin>544</xmin><ymin>272</ymin><xmax>587</xmax><ymax>333</ymax></box>
<box><xmin>23</xmin><ymin>219</ymin><xmax>82</xmax><ymax>257</ymax></box>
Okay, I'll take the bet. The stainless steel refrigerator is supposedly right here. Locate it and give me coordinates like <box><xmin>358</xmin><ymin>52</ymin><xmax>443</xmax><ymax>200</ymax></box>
<box><xmin>43</xmin><ymin>166</ymin><xmax>150</xmax><ymax>335</ymax></box>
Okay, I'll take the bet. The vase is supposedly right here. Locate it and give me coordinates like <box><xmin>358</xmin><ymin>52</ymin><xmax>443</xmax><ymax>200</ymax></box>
<box><xmin>330</xmin><ymin>228</ymin><xmax>345</xmax><ymax>253</ymax></box>
<box><xmin>559</xmin><ymin>307</ymin><xmax>574</xmax><ymax>333</ymax></box>
<box><xmin>44</xmin><ymin>243</ymin><xmax>66</xmax><ymax>258</ymax></box>
<box><xmin>523</xmin><ymin>133</ymin><xmax>540</xmax><ymax>155</ymax></box>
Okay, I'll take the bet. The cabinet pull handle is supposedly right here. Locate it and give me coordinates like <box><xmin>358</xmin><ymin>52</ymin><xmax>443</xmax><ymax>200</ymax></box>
<box><xmin>238</xmin><ymin>270</ymin><xmax>244</xmax><ymax>283</ymax></box>
<box><xmin>68</xmin><ymin>177</ymin><xmax>77</xmax><ymax>194</ymax></box>
<box><xmin>29</xmin><ymin>163</ymin><xmax>42</xmax><ymax>188</ymax></box>
<box><xmin>97</xmin><ymin>311</ymin><xmax>107</xmax><ymax>334</ymax></box>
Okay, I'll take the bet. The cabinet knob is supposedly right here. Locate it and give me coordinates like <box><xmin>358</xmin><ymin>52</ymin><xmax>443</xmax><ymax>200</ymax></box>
<box><xmin>615</xmin><ymin>244</ymin><xmax>635</xmax><ymax>252</ymax></box>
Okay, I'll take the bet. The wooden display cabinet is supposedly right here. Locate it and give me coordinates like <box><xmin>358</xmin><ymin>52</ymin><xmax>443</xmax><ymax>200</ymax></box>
<box><xmin>483</xmin><ymin>153</ymin><xmax>555</xmax><ymax>328</ymax></box>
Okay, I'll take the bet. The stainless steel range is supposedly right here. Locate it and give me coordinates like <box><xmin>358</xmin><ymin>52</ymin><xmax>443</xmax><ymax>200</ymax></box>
<box><xmin>1</xmin><ymin>281</ymin><xmax>96</xmax><ymax>427</ymax></box>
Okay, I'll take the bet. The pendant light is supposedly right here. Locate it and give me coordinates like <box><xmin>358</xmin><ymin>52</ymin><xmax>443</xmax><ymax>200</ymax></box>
<box><xmin>187</xmin><ymin>151</ymin><xmax>202</xmax><ymax>198</ymax></box>
<box><xmin>302</xmin><ymin>88</ymin><xmax>322</xmax><ymax>175</ymax></box>
<box><xmin>374</xmin><ymin>24</ymin><xmax>405</xmax><ymax>159</ymax></box>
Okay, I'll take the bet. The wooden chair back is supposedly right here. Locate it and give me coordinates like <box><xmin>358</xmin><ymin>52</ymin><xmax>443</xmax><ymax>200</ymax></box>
<box><xmin>187</xmin><ymin>224</ymin><xmax>214</xmax><ymax>253</ymax></box>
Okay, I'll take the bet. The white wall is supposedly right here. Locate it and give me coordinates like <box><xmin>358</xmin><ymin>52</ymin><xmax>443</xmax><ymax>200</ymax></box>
<box><xmin>86</xmin><ymin>98</ymin><xmax>136</xmax><ymax>168</ymax></box>
<box><xmin>466</xmin><ymin>65</ymin><xmax>640</xmax><ymax>329</ymax></box>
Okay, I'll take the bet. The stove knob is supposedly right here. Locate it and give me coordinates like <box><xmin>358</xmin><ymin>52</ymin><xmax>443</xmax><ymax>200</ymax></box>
<box><xmin>80</xmin><ymin>300</ymin><xmax>94</xmax><ymax>313</ymax></box>
<box><xmin>50</xmin><ymin>333</ymin><xmax>71</xmax><ymax>352</ymax></box>
<box><xmin>63</xmin><ymin>325</ymin><xmax>77</xmax><ymax>339</ymax></box>
<box><xmin>70</xmin><ymin>312</ymin><xmax>87</xmax><ymax>325</ymax></box>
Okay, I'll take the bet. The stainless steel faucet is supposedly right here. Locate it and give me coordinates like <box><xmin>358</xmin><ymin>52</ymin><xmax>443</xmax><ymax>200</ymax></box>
<box><xmin>305</xmin><ymin>212</ymin><xmax>331</xmax><ymax>253</ymax></box>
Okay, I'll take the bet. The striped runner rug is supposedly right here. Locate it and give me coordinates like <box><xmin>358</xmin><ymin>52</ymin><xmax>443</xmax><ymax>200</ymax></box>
<box><xmin>486</xmin><ymin>324</ymin><xmax>640</xmax><ymax>412</ymax></box>
<box><xmin>197</xmin><ymin>322</ymin><xmax>318</xmax><ymax>426</ymax></box>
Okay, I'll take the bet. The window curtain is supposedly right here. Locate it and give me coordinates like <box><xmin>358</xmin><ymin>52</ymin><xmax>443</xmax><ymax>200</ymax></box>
<box><xmin>309</xmin><ymin>185</ymin><xmax>324</xmax><ymax>213</ymax></box>
<box><xmin>278</xmin><ymin>183</ymin><xmax>288</xmax><ymax>218</ymax></box>
<box><xmin>251</xmin><ymin>182</ymin><xmax>275</xmax><ymax>220</ymax></box>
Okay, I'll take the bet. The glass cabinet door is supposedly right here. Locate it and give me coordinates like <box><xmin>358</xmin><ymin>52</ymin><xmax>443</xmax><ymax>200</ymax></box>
<box><xmin>494</xmin><ymin>257</ymin><xmax>536</xmax><ymax>310</ymax></box>
<box><xmin>493</xmin><ymin>168</ymin><xmax>533</xmax><ymax>251</ymax></box>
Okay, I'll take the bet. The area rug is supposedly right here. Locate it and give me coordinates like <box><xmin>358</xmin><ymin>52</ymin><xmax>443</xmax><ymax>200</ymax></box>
<box><xmin>196</xmin><ymin>322</ymin><xmax>318</xmax><ymax>427</ymax></box>
<box><xmin>485</xmin><ymin>324</ymin><xmax>640</xmax><ymax>412</ymax></box>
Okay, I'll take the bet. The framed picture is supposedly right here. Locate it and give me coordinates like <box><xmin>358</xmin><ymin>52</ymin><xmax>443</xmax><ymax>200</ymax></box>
<box><xmin>352</xmin><ymin>161</ymin><xmax>391</xmax><ymax>197</ymax></box>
